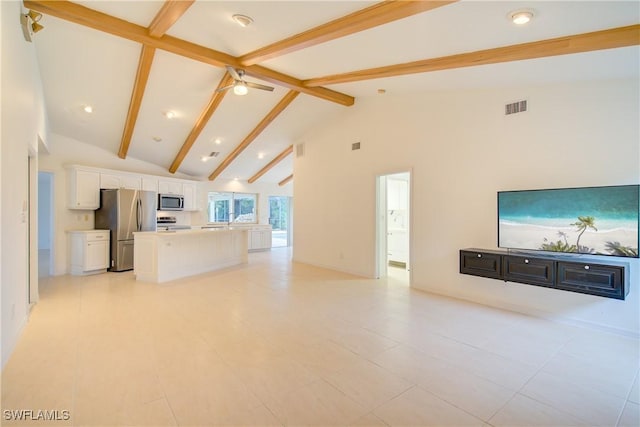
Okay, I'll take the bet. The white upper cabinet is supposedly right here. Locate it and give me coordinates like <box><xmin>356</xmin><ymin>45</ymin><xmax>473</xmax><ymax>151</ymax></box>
<box><xmin>66</xmin><ymin>165</ymin><xmax>196</xmax><ymax>211</ymax></box>
<box><xmin>99</xmin><ymin>173</ymin><xmax>120</xmax><ymax>189</ymax></box>
<box><xmin>182</xmin><ymin>183</ymin><xmax>196</xmax><ymax>211</ymax></box>
<box><xmin>120</xmin><ymin>175</ymin><xmax>141</xmax><ymax>190</ymax></box>
<box><xmin>158</xmin><ymin>180</ymin><xmax>183</xmax><ymax>195</ymax></box>
<box><xmin>68</xmin><ymin>168</ymin><xmax>100</xmax><ymax>209</ymax></box>
<box><xmin>141</xmin><ymin>177</ymin><xmax>158</xmax><ymax>193</ymax></box>
<box><xmin>100</xmin><ymin>173</ymin><xmax>141</xmax><ymax>190</ymax></box>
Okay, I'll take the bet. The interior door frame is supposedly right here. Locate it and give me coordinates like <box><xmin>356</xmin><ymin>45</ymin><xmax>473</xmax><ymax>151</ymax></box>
<box><xmin>375</xmin><ymin>169</ymin><xmax>412</xmax><ymax>283</ymax></box>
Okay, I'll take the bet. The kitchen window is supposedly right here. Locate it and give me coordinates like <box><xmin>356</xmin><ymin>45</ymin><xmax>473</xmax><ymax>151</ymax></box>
<box><xmin>208</xmin><ymin>192</ymin><xmax>257</xmax><ymax>224</ymax></box>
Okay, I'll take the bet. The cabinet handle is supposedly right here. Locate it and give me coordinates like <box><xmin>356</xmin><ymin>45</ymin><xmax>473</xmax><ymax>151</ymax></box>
<box><xmin>477</xmin><ymin>254</ymin><xmax>482</xmax><ymax>258</ymax></box>
<box><xmin>584</xmin><ymin>265</ymin><xmax>590</xmax><ymax>270</ymax></box>
<box><xmin>524</xmin><ymin>259</ymin><xmax>529</xmax><ymax>264</ymax></box>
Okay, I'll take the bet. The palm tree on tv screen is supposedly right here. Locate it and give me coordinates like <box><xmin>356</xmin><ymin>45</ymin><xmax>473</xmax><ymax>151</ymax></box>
<box><xmin>572</xmin><ymin>216</ymin><xmax>597</xmax><ymax>252</ymax></box>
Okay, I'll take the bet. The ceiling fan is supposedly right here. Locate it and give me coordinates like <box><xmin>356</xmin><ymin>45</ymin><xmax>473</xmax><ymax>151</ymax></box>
<box><xmin>218</xmin><ymin>66</ymin><xmax>274</xmax><ymax>96</ymax></box>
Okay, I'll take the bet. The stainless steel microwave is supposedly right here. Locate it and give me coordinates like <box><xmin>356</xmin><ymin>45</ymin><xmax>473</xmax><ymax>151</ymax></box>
<box><xmin>157</xmin><ymin>193</ymin><xmax>184</xmax><ymax>211</ymax></box>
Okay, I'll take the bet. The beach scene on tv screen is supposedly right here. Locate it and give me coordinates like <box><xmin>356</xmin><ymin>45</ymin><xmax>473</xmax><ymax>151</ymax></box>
<box><xmin>498</xmin><ymin>186</ymin><xmax>639</xmax><ymax>258</ymax></box>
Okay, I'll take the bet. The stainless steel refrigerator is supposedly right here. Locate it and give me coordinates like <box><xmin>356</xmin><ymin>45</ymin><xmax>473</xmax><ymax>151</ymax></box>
<box><xmin>95</xmin><ymin>189</ymin><xmax>157</xmax><ymax>272</ymax></box>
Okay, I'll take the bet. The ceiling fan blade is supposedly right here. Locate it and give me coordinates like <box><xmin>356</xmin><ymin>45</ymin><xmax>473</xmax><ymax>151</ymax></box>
<box><xmin>216</xmin><ymin>84</ymin><xmax>234</xmax><ymax>93</ymax></box>
<box><xmin>245</xmin><ymin>81</ymin><xmax>275</xmax><ymax>92</ymax></box>
<box><xmin>225</xmin><ymin>65</ymin><xmax>242</xmax><ymax>81</ymax></box>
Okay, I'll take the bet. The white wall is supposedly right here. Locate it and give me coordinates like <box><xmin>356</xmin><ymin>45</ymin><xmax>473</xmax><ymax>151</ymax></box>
<box><xmin>294</xmin><ymin>78</ymin><xmax>640</xmax><ymax>336</ymax></box>
<box><xmin>1</xmin><ymin>0</ymin><xmax>49</xmax><ymax>367</ymax></box>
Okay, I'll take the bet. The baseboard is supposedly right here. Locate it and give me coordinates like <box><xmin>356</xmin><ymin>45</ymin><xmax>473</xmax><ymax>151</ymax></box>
<box><xmin>1</xmin><ymin>313</ymin><xmax>28</xmax><ymax>371</ymax></box>
<box><xmin>291</xmin><ymin>256</ymin><xmax>372</xmax><ymax>279</ymax></box>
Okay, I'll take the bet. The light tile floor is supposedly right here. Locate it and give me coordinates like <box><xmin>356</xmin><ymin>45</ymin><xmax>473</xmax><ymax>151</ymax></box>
<box><xmin>2</xmin><ymin>248</ymin><xmax>639</xmax><ymax>426</ymax></box>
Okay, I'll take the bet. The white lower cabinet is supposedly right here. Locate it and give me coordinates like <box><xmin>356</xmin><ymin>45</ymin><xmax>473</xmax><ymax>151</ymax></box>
<box><xmin>248</xmin><ymin>227</ymin><xmax>272</xmax><ymax>251</ymax></box>
<box><xmin>69</xmin><ymin>230</ymin><xmax>110</xmax><ymax>275</ymax></box>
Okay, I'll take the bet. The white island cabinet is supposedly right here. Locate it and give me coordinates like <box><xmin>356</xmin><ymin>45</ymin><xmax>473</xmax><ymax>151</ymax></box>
<box><xmin>133</xmin><ymin>229</ymin><xmax>248</xmax><ymax>283</ymax></box>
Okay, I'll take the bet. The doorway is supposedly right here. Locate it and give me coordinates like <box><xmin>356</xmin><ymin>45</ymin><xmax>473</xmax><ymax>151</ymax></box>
<box><xmin>37</xmin><ymin>172</ymin><xmax>54</xmax><ymax>277</ymax></box>
<box><xmin>269</xmin><ymin>196</ymin><xmax>291</xmax><ymax>248</ymax></box>
<box><xmin>376</xmin><ymin>172</ymin><xmax>411</xmax><ymax>284</ymax></box>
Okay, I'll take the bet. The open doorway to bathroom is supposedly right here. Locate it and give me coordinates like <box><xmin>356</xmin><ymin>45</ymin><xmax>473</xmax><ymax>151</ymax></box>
<box><xmin>269</xmin><ymin>196</ymin><xmax>292</xmax><ymax>248</ymax></box>
<box><xmin>376</xmin><ymin>172</ymin><xmax>411</xmax><ymax>285</ymax></box>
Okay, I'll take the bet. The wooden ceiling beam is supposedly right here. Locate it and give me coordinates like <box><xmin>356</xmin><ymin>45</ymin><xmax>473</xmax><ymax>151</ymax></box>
<box><xmin>148</xmin><ymin>0</ymin><xmax>194</xmax><ymax>37</ymax></box>
<box><xmin>278</xmin><ymin>175</ymin><xmax>293</xmax><ymax>187</ymax></box>
<box><xmin>23</xmin><ymin>0</ymin><xmax>354</xmax><ymax>106</ymax></box>
<box><xmin>244</xmin><ymin>65</ymin><xmax>353</xmax><ymax>106</ymax></box>
<box><xmin>209</xmin><ymin>91</ymin><xmax>299</xmax><ymax>181</ymax></box>
<box><xmin>24</xmin><ymin>0</ymin><xmax>238</xmax><ymax>67</ymax></box>
<box><xmin>239</xmin><ymin>0</ymin><xmax>457</xmax><ymax>66</ymax></box>
<box><xmin>118</xmin><ymin>45</ymin><xmax>156</xmax><ymax>159</ymax></box>
<box><xmin>119</xmin><ymin>1</ymin><xmax>192</xmax><ymax>159</ymax></box>
<box><xmin>304</xmin><ymin>24</ymin><xmax>640</xmax><ymax>87</ymax></box>
<box><xmin>248</xmin><ymin>145</ymin><xmax>293</xmax><ymax>184</ymax></box>
<box><xmin>169</xmin><ymin>73</ymin><xmax>234</xmax><ymax>173</ymax></box>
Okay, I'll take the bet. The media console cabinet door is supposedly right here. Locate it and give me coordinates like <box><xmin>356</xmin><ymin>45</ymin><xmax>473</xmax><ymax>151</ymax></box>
<box><xmin>557</xmin><ymin>261</ymin><xmax>626</xmax><ymax>299</ymax></box>
<box><xmin>460</xmin><ymin>250</ymin><xmax>502</xmax><ymax>279</ymax></box>
<box><xmin>503</xmin><ymin>255</ymin><xmax>555</xmax><ymax>287</ymax></box>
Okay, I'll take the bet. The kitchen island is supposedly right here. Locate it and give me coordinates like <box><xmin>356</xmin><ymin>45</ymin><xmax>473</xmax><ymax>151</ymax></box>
<box><xmin>133</xmin><ymin>228</ymin><xmax>248</xmax><ymax>283</ymax></box>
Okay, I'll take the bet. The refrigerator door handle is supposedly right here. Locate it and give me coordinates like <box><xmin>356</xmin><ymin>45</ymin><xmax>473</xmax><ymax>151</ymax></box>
<box><xmin>137</xmin><ymin>198</ymin><xmax>142</xmax><ymax>231</ymax></box>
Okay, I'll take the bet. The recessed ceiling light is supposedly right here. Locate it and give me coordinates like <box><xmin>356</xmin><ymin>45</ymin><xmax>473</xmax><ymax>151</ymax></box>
<box><xmin>83</xmin><ymin>105</ymin><xmax>93</xmax><ymax>113</ymax></box>
<box><xmin>234</xmin><ymin>177</ymin><xmax>239</xmax><ymax>181</ymax></box>
<box><xmin>258</xmin><ymin>152</ymin><xmax>265</xmax><ymax>159</ymax></box>
<box><xmin>201</xmin><ymin>156</ymin><xmax>209</xmax><ymax>162</ymax></box>
<box><xmin>214</xmin><ymin>138</ymin><xmax>222</xmax><ymax>145</ymax></box>
<box><xmin>163</xmin><ymin>111</ymin><xmax>176</xmax><ymax>119</ymax></box>
<box><xmin>152</xmin><ymin>136</ymin><xmax>162</xmax><ymax>142</ymax></box>
<box><xmin>232</xmin><ymin>14</ymin><xmax>253</xmax><ymax>28</ymax></box>
<box><xmin>510</xmin><ymin>10</ymin><xmax>534</xmax><ymax>25</ymax></box>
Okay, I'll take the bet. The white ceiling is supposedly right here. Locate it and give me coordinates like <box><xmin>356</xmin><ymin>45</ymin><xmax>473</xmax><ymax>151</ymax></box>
<box><xmin>31</xmin><ymin>1</ymin><xmax>639</xmax><ymax>183</ymax></box>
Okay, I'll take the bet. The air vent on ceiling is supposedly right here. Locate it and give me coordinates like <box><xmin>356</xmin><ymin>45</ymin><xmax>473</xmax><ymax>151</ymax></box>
<box><xmin>352</xmin><ymin>142</ymin><xmax>361</xmax><ymax>151</ymax></box>
<box><xmin>295</xmin><ymin>143</ymin><xmax>305</xmax><ymax>158</ymax></box>
<box><xmin>209</xmin><ymin>151</ymin><xmax>220</xmax><ymax>157</ymax></box>
<box><xmin>505</xmin><ymin>100</ymin><xmax>527</xmax><ymax>115</ymax></box>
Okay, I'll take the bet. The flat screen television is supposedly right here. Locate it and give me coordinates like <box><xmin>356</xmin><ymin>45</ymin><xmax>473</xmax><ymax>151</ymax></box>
<box><xmin>498</xmin><ymin>185</ymin><xmax>639</xmax><ymax>258</ymax></box>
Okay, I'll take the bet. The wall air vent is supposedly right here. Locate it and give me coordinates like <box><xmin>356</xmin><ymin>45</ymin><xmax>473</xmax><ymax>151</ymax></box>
<box><xmin>352</xmin><ymin>142</ymin><xmax>361</xmax><ymax>151</ymax></box>
<box><xmin>295</xmin><ymin>143</ymin><xmax>305</xmax><ymax>158</ymax></box>
<box><xmin>505</xmin><ymin>100</ymin><xmax>527</xmax><ymax>115</ymax></box>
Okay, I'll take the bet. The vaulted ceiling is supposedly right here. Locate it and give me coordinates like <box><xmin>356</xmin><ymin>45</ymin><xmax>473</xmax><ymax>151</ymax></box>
<box><xmin>25</xmin><ymin>1</ymin><xmax>639</xmax><ymax>184</ymax></box>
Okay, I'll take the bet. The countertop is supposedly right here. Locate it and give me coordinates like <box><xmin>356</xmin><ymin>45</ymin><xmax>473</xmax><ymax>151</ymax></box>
<box><xmin>134</xmin><ymin>228</ymin><xmax>249</xmax><ymax>237</ymax></box>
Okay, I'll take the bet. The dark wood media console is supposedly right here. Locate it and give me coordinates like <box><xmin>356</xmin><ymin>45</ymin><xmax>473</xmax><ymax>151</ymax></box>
<box><xmin>460</xmin><ymin>248</ymin><xmax>630</xmax><ymax>300</ymax></box>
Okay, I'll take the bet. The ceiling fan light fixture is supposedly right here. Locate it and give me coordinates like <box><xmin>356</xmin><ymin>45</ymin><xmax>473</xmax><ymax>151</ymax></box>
<box><xmin>232</xmin><ymin>14</ymin><xmax>253</xmax><ymax>28</ymax></box>
<box><xmin>233</xmin><ymin>81</ymin><xmax>248</xmax><ymax>96</ymax></box>
<box><xmin>510</xmin><ymin>10</ymin><xmax>534</xmax><ymax>25</ymax></box>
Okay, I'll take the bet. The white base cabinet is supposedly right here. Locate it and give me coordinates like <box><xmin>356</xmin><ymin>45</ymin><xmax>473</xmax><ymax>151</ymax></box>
<box><xmin>69</xmin><ymin>230</ymin><xmax>110</xmax><ymax>275</ymax></box>
<box><xmin>248</xmin><ymin>227</ymin><xmax>272</xmax><ymax>251</ymax></box>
